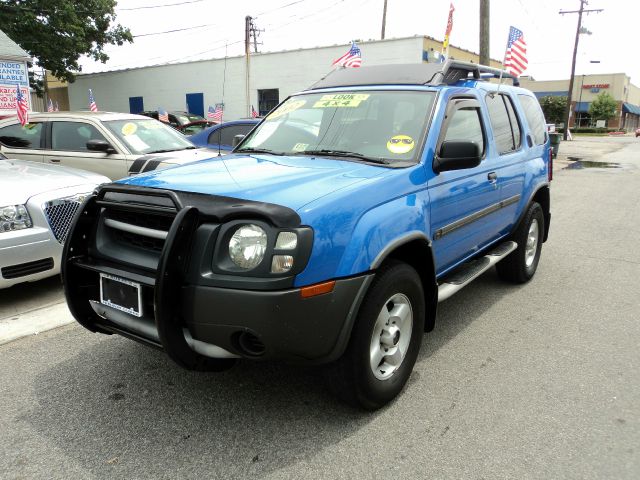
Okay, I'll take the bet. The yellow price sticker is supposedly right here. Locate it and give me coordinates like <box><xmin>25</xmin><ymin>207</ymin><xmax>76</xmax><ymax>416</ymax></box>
<box><xmin>121</xmin><ymin>122</ymin><xmax>137</xmax><ymax>136</ymax></box>
<box><xmin>313</xmin><ymin>94</ymin><xmax>370</xmax><ymax>108</ymax></box>
<box><xmin>267</xmin><ymin>100</ymin><xmax>306</xmax><ymax>120</ymax></box>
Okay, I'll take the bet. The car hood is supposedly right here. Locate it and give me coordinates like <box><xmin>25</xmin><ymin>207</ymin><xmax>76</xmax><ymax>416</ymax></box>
<box><xmin>117</xmin><ymin>154</ymin><xmax>389</xmax><ymax>211</ymax></box>
<box><xmin>0</xmin><ymin>159</ymin><xmax>109</xmax><ymax>205</ymax></box>
<box><xmin>141</xmin><ymin>147</ymin><xmax>218</xmax><ymax>164</ymax></box>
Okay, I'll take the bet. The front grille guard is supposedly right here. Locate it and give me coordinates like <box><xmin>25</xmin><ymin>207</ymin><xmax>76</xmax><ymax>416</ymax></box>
<box><xmin>62</xmin><ymin>186</ymin><xmax>204</xmax><ymax>366</ymax></box>
<box><xmin>43</xmin><ymin>195</ymin><xmax>86</xmax><ymax>244</ymax></box>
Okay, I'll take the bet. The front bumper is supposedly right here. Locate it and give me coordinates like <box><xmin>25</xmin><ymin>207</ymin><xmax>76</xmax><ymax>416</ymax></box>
<box><xmin>63</xmin><ymin>185</ymin><xmax>372</xmax><ymax>366</ymax></box>
<box><xmin>0</xmin><ymin>228</ymin><xmax>60</xmax><ymax>288</ymax></box>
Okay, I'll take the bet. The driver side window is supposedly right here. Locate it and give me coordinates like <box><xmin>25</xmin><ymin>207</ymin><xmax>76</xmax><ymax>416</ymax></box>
<box><xmin>442</xmin><ymin>105</ymin><xmax>485</xmax><ymax>156</ymax></box>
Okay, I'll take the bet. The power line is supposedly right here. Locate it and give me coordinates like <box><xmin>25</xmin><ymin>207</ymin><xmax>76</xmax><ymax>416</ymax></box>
<box><xmin>132</xmin><ymin>22</ymin><xmax>216</xmax><ymax>38</ymax></box>
<box><xmin>117</xmin><ymin>0</ymin><xmax>205</xmax><ymax>11</ymax></box>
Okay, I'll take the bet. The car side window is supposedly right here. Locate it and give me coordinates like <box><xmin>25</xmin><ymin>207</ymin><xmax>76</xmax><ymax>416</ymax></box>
<box><xmin>51</xmin><ymin>121</ymin><xmax>107</xmax><ymax>152</ymax></box>
<box><xmin>208</xmin><ymin>128</ymin><xmax>222</xmax><ymax>146</ymax></box>
<box><xmin>486</xmin><ymin>93</ymin><xmax>522</xmax><ymax>154</ymax></box>
<box><xmin>518</xmin><ymin>95</ymin><xmax>547</xmax><ymax>146</ymax></box>
<box><xmin>0</xmin><ymin>122</ymin><xmax>43</xmax><ymax>148</ymax></box>
<box><xmin>220</xmin><ymin>125</ymin><xmax>254</xmax><ymax>146</ymax></box>
<box><xmin>442</xmin><ymin>106</ymin><xmax>485</xmax><ymax>155</ymax></box>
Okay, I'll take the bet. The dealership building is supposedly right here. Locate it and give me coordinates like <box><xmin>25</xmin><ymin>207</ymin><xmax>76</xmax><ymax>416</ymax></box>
<box><xmin>519</xmin><ymin>73</ymin><xmax>640</xmax><ymax>130</ymax></box>
<box><xmin>67</xmin><ymin>35</ymin><xmax>503</xmax><ymax>120</ymax></box>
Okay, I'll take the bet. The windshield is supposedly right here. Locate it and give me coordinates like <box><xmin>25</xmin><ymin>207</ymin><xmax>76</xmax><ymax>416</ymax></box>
<box><xmin>237</xmin><ymin>90</ymin><xmax>436</xmax><ymax>164</ymax></box>
<box><xmin>103</xmin><ymin>119</ymin><xmax>195</xmax><ymax>154</ymax></box>
<box><xmin>175</xmin><ymin>113</ymin><xmax>206</xmax><ymax>125</ymax></box>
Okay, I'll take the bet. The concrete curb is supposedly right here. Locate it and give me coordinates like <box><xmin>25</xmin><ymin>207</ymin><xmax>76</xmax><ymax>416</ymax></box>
<box><xmin>0</xmin><ymin>301</ymin><xmax>74</xmax><ymax>346</ymax></box>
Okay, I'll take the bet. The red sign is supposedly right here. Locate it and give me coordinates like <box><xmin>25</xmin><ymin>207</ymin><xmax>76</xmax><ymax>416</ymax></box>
<box><xmin>0</xmin><ymin>85</ymin><xmax>29</xmax><ymax>111</ymax></box>
<box><xmin>582</xmin><ymin>83</ymin><xmax>609</xmax><ymax>89</ymax></box>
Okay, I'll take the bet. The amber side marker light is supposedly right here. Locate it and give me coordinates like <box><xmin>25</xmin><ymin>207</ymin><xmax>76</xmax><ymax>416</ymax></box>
<box><xmin>300</xmin><ymin>280</ymin><xmax>336</xmax><ymax>298</ymax></box>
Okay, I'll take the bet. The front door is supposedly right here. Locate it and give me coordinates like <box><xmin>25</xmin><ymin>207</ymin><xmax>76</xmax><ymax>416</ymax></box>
<box><xmin>46</xmin><ymin>120</ymin><xmax>129</xmax><ymax>180</ymax></box>
<box><xmin>429</xmin><ymin>96</ymin><xmax>503</xmax><ymax>276</ymax></box>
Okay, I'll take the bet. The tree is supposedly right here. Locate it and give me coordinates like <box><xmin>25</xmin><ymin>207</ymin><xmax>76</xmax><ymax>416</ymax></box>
<box><xmin>0</xmin><ymin>0</ymin><xmax>132</xmax><ymax>95</ymax></box>
<box><xmin>589</xmin><ymin>91</ymin><xmax>617</xmax><ymax>124</ymax></box>
<box><xmin>538</xmin><ymin>96</ymin><xmax>567</xmax><ymax>124</ymax></box>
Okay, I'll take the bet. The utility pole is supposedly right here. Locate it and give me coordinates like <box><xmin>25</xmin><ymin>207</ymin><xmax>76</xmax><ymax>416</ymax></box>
<box><xmin>479</xmin><ymin>0</ymin><xmax>490</xmax><ymax>66</ymax></box>
<box><xmin>245</xmin><ymin>15</ymin><xmax>251</xmax><ymax>118</ymax></box>
<box><xmin>559</xmin><ymin>1</ymin><xmax>603</xmax><ymax>140</ymax></box>
<box><xmin>381</xmin><ymin>0</ymin><xmax>388</xmax><ymax>40</ymax></box>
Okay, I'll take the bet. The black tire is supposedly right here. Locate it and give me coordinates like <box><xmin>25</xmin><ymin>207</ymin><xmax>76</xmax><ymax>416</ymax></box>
<box><xmin>496</xmin><ymin>202</ymin><xmax>544</xmax><ymax>284</ymax></box>
<box><xmin>325</xmin><ymin>260</ymin><xmax>425</xmax><ymax>410</ymax></box>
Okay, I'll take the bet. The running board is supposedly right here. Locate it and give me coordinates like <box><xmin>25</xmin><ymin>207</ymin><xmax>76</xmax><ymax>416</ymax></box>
<box><xmin>438</xmin><ymin>241</ymin><xmax>517</xmax><ymax>302</ymax></box>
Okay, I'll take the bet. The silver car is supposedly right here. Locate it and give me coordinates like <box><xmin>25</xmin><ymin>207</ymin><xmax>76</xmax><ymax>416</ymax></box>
<box><xmin>0</xmin><ymin>152</ymin><xmax>109</xmax><ymax>288</ymax></box>
<box><xmin>0</xmin><ymin>112</ymin><xmax>216</xmax><ymax>180</ymax></box>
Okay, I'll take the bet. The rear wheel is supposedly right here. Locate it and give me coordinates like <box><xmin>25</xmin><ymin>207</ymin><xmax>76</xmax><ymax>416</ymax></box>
<box><xmin>325</xmin><ymin>260</ymin><xmax>425</xmax><ymax>410</ymax></box>
<box><xmin>496</xmin><ymin>202</ymin><xmax>544</xmax><ymax>283</ymax></box>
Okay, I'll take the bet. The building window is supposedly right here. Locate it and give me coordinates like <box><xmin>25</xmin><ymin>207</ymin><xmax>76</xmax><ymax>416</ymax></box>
<box><xmin>258</xmin><ymin>89</ymin><xmax>279</xmax><ymax>116</ymax></box>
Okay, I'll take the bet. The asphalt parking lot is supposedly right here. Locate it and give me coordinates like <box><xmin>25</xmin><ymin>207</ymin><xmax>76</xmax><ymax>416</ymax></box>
<box><xmin>1</xmin><ymin>135</ymin><xmax>639</xmax><ymax>479</ymax></box>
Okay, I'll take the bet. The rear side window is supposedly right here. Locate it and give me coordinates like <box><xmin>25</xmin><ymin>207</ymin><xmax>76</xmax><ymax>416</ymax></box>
<box><xmin>486</xmin><ymin>93</ymin><xmax>522</xmax><ymax>154</ymax></box>
<box><xmin>220</xmin><ymin>124</ymin><xmax>254</xmax><ymax>146</ymax></box>
<box><xmin>443</xmin><ymin>107</ymin><xmax>485</xmax><ymax>155</ymax></box>
<box><xmin>0</xmin><ymin>122</ymin><xmax>43</xmax><ymax>148</ymax></box>
<box><xmin>519</xmin><ymin>95</ymin><xmax>547</xmax><ymax>146</ymax></box>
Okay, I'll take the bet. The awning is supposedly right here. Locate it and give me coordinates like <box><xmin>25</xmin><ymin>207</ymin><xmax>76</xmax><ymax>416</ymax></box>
<box><xmin>622</xmin><ymin>103</ymin><xmax>640</xmax><ymax>115</ymax></box>
<box><xmin>575</xmin><ymin>102</ymin><xmax>590</xmax><ymax>113</ymax></box>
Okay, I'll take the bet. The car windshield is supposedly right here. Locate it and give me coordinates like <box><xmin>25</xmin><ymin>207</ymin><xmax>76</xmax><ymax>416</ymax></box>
<box><xmin>103</xmin><ymin>119</ymin><xmax>195</xmax><ymax>154</ymax></box>
<box><xmin>237</xmin><ymin>90</ymin><xmax>436</xmax><ymax>164</ymax></box>
<box><xmin>175</xmin><ymin>113</ymin><xmax>206</xmax><ymax>125</ymax></box>
<box><xmin>182</xmin><ymin>123</ymin><xmax>210</xmax><ymax>135</ymax></box>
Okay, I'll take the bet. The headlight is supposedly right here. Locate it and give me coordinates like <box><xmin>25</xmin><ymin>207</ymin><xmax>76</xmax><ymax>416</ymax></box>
<box><xmin>0</xmin><ymin>204</ymin><xmax>33</xmax><ymax>233</ymax></box>
<box><xmin>228</xmin><ymin>224</ymin><xmax>268</xmax><ymax>269</ymax></box>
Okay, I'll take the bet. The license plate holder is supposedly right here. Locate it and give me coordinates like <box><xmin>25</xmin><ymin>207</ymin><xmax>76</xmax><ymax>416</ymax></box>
<box><xmin>100</xmin><ymin>273</ymin><xmax>142</xmax><ymax>317</ymax></box>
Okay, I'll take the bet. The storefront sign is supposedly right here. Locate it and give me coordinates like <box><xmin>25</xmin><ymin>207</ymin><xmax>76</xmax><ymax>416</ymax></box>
<box><xmin>0</xmin><ymin>60</ymin><xmax>30</xmax><ymax>115</ymax></box>
<box><xmin>582</xmin><ymin>83</ymin><xmax>609</xmax><ymax>89</ymax></box>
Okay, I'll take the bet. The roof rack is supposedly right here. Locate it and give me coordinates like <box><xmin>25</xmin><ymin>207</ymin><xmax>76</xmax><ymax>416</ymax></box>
<box><xmin>308</xmin><ymin>60</ymin><xmax>520</xmax><ymax>90</ymax></box>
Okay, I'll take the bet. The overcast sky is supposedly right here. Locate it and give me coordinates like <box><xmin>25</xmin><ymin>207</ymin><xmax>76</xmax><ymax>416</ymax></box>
<box><xmin>79</xmin><ymin>0</ymin><xmax>639</xmax><ymax>85</ymax></box>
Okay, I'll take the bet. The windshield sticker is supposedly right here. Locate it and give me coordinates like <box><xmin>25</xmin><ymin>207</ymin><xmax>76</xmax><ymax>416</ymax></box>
<box><xmin>387</xmin><ymin>135</ymin><xmax>415</xmax><ymax>154</ymax></box>
<box><xmin>313</xmin><ymin>93</ymin><xmax>370</xmax><ymax>108</ymax></box>
<box><xmin>267</xmin><ymin>100</ymin><xmax>306</xmax><ymax>120</ymax></box>
<box><xmin>122</xmin><ymin>134</ymin><xmax>149</xmax><ymax>152</ymax></box>
<box><xmin>121</xmin><ymin>122</ymin><xmax>137</xmax><ymax>136</ymax></box>
<box><xmin>292</xmin><ymin>143</ymin><xmax>308</xmax><ymax>152</ymax></box>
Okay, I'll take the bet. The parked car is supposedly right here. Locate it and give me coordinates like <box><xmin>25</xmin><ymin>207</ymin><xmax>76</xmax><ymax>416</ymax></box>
<box><xmin>63</xmin><ymin>61</ymin><xmax>551</xmax><ymax>409</ymax></box>
<box><xmin>188</xmin><ymin>119</ymin><xmax>260</xmax><ymax>153</ymax></box>
<box><xmin>0</xmin><ymin>112</ymin><xmax>216</xmax><ymax>180</ymax></box>
<box><xmin>0</xmin><ymin>152</ymin><xmax>108</xmax><ymax>288</ymax></box>
<box><xmin>635</xmin><ymin>128</ymin><xmax>640</xmax><ymax>137</ymax></box>
<box><xmin>140</xmin><ymin>111</ymin><xmax>214</xmax><ymax>135</ymax></box>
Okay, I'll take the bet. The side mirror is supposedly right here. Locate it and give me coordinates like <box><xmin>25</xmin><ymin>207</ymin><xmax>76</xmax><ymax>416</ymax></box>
<box><xmin>232</xmin><ymin>134</ymin><xmax>245</xmax><ymax>147</ymax></box>
<box><xmin>86</xmin><ymin>139</ymin><xmax>116</xmax><ymax>154</ymax></box>
<box><xmin>433</xmin><ymin>141</ymin><xmax>482</xmax><ymax>173</ymax></box>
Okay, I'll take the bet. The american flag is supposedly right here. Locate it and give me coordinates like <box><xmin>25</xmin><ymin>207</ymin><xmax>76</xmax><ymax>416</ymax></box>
<box><xmin>504</xmin><ymin>26</ymin><xmax>528</xmax><ymax>77</ymax></box>
<box><xmin>158</xmin><ymin>108</ymin><xmax>169</xmax><ymax>123</ymax></box>
<box><xmin>251</xmin><ymin>105</ymin><xmax>259</xmax><ymax>118</ymax></box>
<box><xmin>47</xmin><ymin>98</ymin><xmax>54</xmax><ymax>113</ymax></box>
<box><xmin>16</xmin><ymin>86</ymin><xmax>28</xmax><ymax>126</ymax></box>
<box><xmin>54</xmin><ymin>101</ymin><xmax>59</xmax><ymax>112</ymax></box>
<box><xmin>88</xmin><ymin>89</ymin><xmax>98</xmax><ymax>112</ymax></box>
<box><xmin>332</xmin><ymin>41</ymin><xmax>362</xmax><ymax>68</ymax></box>
<box><xmin>208</xmin><ymin>104</ymin><xmax>223</xmax><ymax>122</ymax></box>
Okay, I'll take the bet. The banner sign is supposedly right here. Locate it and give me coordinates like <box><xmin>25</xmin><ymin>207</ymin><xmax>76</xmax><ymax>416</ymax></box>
<box><xmin>0</xmin><ymin>60</ymin><xmax>30</xmax><ymax>115</ymax></box>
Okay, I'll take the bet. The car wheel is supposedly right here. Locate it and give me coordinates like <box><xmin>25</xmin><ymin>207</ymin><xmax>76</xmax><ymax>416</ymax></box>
<box><xmin>496</xmin><ymin>202</ymin><xmax>544</xmax><ymax>284</ymax></box>
<box><xmin>325</xmin><ymin>260</ymin><xmax>425</xmax><ymax>410</ymax></box>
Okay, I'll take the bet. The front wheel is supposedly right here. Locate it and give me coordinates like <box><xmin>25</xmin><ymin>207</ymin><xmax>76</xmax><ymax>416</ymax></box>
<box><xmin>325</xmin><ymin>260</ymin><xmax>425</xmax><ymax>410</ymax></box>
<box><xmin>496</xmin><ymin>202</ymin><xmax>544</xmax><ymax>283</ymax></box>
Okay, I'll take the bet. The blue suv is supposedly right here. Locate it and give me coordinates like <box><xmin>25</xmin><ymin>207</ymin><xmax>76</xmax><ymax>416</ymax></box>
<box><xmin>63</xmin><ymin>61</ymin><xmax>551</xmax><ymax>409</ymax></box>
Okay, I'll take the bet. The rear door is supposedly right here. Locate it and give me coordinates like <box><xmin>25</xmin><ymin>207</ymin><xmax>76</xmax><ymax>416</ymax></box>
<box><xmin>429</xmin><ymin>95</ymin><xmax>504</xmax><ymax>275</ymax></box>
<box><xmin>45</xmin><ymin>120</ymin><xmax>129</xmax><ymax>180</ymax></box>
<box><xmin>0</xmin><ymin>120</ymin><xmax>45</xmax><ymax>163</ymax></box>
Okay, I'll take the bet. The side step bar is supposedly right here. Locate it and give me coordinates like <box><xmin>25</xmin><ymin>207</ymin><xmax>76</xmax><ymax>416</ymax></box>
<box><xmin>438</xmin><ymin>241</ymin><xmax>517</xmax><ymax>302</ymax></box>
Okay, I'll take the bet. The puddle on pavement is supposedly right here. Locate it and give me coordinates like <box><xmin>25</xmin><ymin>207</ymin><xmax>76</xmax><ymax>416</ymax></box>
<box><xmin>564</xmin><ymin>160</ymin><xmax>624</xmax><ymax>170</ymax></box>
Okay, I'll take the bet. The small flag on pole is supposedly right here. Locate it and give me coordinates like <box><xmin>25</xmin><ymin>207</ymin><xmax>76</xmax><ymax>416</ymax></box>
<box><xmin>16</xmin><ymin>86</ymin><xmax>28</xmax><ymax>126</ymax></box>
<box><xmin>332</xmin><ymin>41</ymin><xmax>362</xmax><ymax>68</ymax></box>
<box><xmin>88</xmin><ymin>89</ymin><xmax>98</xmax><ymax>112</ymax></box>
<box><xmin>47</xmin><ymin>98</ymin><xmax>54</xmax><ymax>113</ymax></box>
<box><xmin>158</xmin><ymin>108</ymin><xmax>169</xmax><ymax>123</ymax></box>
<box><xmin>504</xmin><ymin>26</ymin><xmax>528</xmax><ymax>77</ymax></box>
<box><xmin>251</xmin><ymin>105</ymin><xmax>259</xmax><ymax>118</ymax></box>
<box><xmin>208</xmin><ymin>104</ymin><xmax>223</xmax><ymax>122</ymax></box>
<box><xmin>441</xmin><ymin>3</ymin><xmax>455</xmax><ymax>61</ymax></box>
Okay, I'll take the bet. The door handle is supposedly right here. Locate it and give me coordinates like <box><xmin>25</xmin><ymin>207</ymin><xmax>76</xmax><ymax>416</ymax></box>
<box><xmin>49</xmin><ymin>159</ymin><xmax>61</xmax><ymax>163</ymax></box>
<box><xmin>487</xmin><ymin>172</ymin><xmax>497</xmax><ymax>182</ymax></box>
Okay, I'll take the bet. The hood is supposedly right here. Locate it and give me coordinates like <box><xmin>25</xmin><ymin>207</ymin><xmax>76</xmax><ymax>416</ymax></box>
<box><xmin>117</xmin><ymin>154</ymin><xmax>389</xmax><ymax>211</ymax></box>
<box><xmin>146</xmin><ymin>147</ymin><xmax>218</xmax><ymax>164</ymax></box>
<box><xmin>0</xmin><ymin>159</ymin><xmax>109</xmax><ymax>205</ymax></box>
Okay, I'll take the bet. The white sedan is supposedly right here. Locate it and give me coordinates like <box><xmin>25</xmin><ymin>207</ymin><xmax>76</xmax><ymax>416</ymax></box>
<box><xmin>0</xmin><ymin>152</ymin><xmax>109</xmax><ymax>288</ymax></box>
